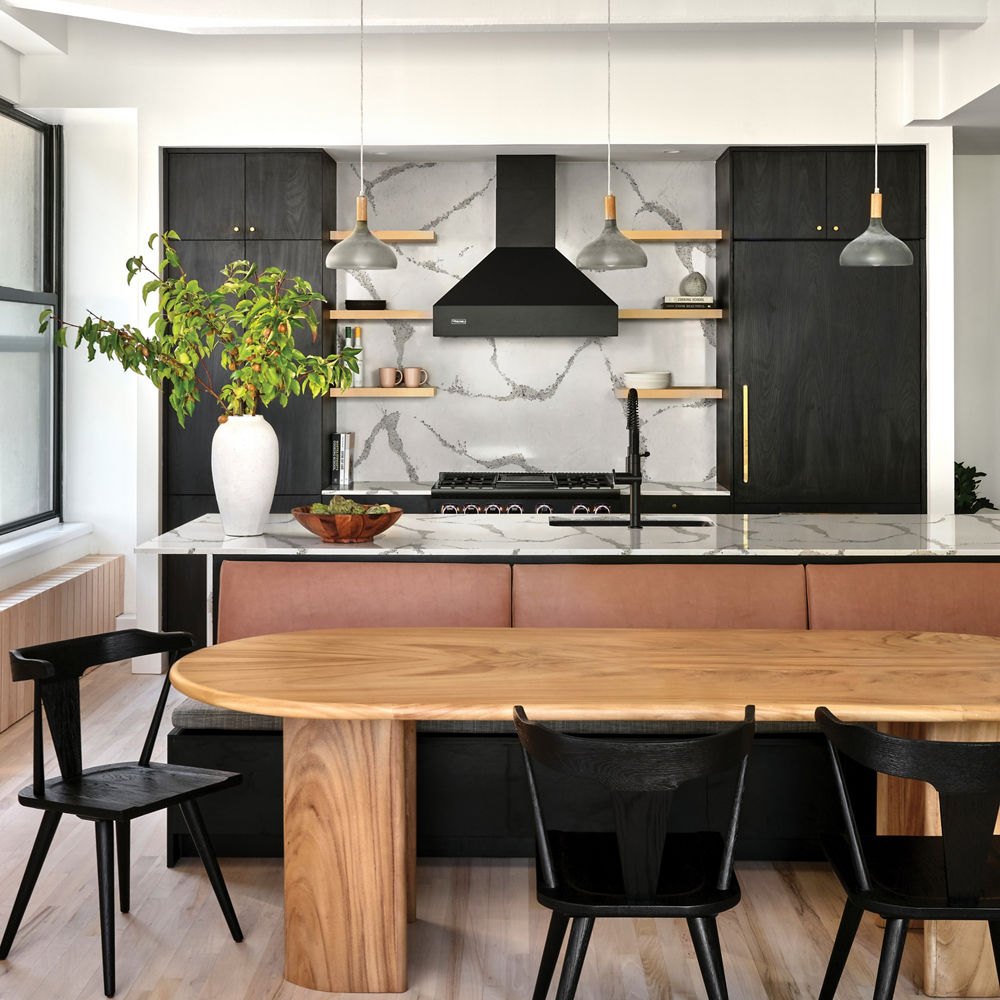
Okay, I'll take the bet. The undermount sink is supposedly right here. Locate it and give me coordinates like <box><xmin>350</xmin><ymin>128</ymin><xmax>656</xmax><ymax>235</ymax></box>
<box><xmin>547</xmin><ymin>514</ymin><xmax>713</xmax><ymax>528</ymax></box>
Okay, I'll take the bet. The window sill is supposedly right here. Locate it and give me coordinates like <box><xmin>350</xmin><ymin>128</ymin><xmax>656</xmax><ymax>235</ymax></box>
<box><xmin>0</xmin><ymin>521</ymin><xmax>92</xmax><ymax>571</ymax></box>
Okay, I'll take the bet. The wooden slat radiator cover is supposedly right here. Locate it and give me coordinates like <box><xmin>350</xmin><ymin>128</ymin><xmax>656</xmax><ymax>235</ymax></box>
<box><xmin>0</xmin><ymin>555</ymin><xmax>125</xmax><ymax>732</ymax></box>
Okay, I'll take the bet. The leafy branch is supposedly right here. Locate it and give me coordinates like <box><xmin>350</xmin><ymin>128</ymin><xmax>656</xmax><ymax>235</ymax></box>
<box><xmin>41</xmin><ymin>231</ymin><xmax>358</xmax><ymax>426</ymax></box>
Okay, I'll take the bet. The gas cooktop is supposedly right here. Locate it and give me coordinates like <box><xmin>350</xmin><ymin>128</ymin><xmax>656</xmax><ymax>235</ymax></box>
<box><xmin>433</xmin><ymin>471</ymin><xmax>616</xmax><ymax>494</ymax></box>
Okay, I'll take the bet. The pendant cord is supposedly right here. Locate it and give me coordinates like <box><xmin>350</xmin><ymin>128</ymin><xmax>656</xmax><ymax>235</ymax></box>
<box><xmin>359</xmin><ymin>0</ymin><xmax>365</xmax><ymax>198</ymax></box>
<box><xmin>606</xmin><ymin>0</ymin><xmax>611</xmax><ymax>195</ymax></box>
<box><xmin>873</xmin><ymin>0</ymin><xmax>879</xmax><ymax>193</ymax></box>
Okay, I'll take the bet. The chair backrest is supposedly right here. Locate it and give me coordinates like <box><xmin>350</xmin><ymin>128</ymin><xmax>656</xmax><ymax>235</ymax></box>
<box><xmin>816</xmin><ymin>707</ymin><xmax>1000</xmax><ymax>904</ymax></box>
<box><xmin>9</xmin><ymin>629</ymin><xmax>195</xmax><ymax>795</ymax></box>
<box><xmin>514</xmin><ymin>705</ymin><xmax>755</xmax><ymax>900</ymax></box>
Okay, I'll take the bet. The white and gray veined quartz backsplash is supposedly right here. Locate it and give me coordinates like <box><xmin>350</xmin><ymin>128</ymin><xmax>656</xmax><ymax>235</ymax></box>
<box><xmin>336</xmin><ymin>159</ymin><xmax>718</xmax><ymax>485</ymax></box>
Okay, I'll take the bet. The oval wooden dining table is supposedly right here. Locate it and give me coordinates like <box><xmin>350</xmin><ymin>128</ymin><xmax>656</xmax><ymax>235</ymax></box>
<box><xmin>171</xmin><ymin>626</ymin><xmax>1000</xmax><ymax>995</ymax></box>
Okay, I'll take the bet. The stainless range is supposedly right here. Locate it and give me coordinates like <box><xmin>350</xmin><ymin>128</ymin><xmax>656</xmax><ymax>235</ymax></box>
<box><xmin>430</xmin><ymin>471</ymin><xmax>623</xmax><ymax>515</ymax></box>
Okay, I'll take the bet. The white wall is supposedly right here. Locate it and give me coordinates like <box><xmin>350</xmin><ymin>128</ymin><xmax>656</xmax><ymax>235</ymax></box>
<box><xmin>13</xmin><ymin>17</ymin><xmax>957</xmax><ymax>626</ymax></box>
<box><xmin>0</xmin><ymin>39</ymin><xmax>19</xmax><ymax>101</ymax></box>
<box><xmin>939</xmin><ymin>0</ymin><xmax>1000</xmax><ymax>120</ymax></box>
<box><xmin>954</xmin><ymin>154</ymin><xmax>1000</xmax><ymax>504</ymax></box>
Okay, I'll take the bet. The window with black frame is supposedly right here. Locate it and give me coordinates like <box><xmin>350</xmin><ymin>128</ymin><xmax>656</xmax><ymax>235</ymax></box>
<box><xmin>0</xmin><ymin>100</ymin><xmax>61</xmax><ymax>536</ymax></box>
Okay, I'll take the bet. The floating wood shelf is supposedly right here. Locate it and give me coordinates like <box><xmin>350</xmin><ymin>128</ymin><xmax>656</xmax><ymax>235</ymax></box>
<box><xmin>616</xmin><ymin>387</ymin><xmax>723</xmax><ymax>400</ymax></box>
<box><xmin>619</xmin><ymin>309</ymin><xmax>724</xmax><ymax>320</ymax></box>
<box><xmin>621</xmin><ymin>229</ymin><xmax>723</xmax><ymax>241</ymax></box>
<box><xmin>328</xmin><ymin>310</ymin><xmax>432</xmax><ymax>320</ymax></box>
<box><xmin>332</xmin><ymin>387</ymin><xmax>437</xmax><ymax>398</ymax></box>
<box><xmin>328</xmin><ymin>230</ymin><xmax>436</xmax><ymax>243</ymax></box>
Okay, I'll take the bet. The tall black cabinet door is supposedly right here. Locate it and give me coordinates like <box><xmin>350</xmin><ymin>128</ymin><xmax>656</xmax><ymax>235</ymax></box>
<box><xmin>165</xmin><ymin>153</ymin><xmax>245</xmax><ymax>239</ymax></box>
<box><xmin>730</xmin><ymin>150</ymin><xmax>827</xmax><ymax>239</ymax></box>
<box><xmin>732</xmin><ymin>241</ymin><xmax>922</xmax><ymax>506</ymax></box>
<box><xmin>162</xmin><ymin>240</ymin><xmax>242</xmax><ymax>495</ymax></box>
<box><xmin>245</xmin><ymin>238</ymin><xmax>327</xmax><ymax>495</ymax></box>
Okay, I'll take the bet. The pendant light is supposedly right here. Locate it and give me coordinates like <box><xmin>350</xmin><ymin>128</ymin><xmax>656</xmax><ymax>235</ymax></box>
<box><xmin>325</xmin><ymin>0</ymin><xmax>396</xmax><ymax>271</ymax></box>
<box><xmin>840</xmin><ymin>0</ymin><xmax>913</xmax><ymax>268</ymax></box>
<box><xmin>576</xmin><ymin>0</ymin><xmax>647</xmax><ymax>271</ymax></box>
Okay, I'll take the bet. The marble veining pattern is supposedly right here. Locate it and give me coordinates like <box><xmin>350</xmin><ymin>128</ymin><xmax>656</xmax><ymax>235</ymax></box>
<box><xmin>138</xmin><ymin>513</ymin><xmax>1000</xmax><ymax>559</ymax></box>
<box><xmin>336</xmin><ymin>159</ymin><xmax>718</xmax><ymax>484</ymax></box>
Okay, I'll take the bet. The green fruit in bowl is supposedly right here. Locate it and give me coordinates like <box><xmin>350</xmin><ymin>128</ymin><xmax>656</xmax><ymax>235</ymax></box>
<box><xmin>309</xmin><ymin>496</ymin><xmax>391</xmax><ymax>515</ymax></box>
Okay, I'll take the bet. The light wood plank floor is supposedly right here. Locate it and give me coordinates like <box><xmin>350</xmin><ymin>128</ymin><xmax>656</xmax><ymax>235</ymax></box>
<box><xmin>0</xmin><ymin>661</ymin><xmax>931</xmax><ymax>1000</ymax></box>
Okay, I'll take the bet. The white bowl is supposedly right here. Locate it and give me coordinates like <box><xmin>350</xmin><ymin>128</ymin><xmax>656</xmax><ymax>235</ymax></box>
<box><xmin>623</xmin><ymin>371</ymin><xmax>671</xmax><ymax>389</ymax></box>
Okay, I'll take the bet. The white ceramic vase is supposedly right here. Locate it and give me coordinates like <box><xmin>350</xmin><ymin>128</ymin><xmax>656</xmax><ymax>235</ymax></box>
<box><xmin>211</xmin><ymin>414</ymin><xmax>279</xmax><ymax>536</ymax></box>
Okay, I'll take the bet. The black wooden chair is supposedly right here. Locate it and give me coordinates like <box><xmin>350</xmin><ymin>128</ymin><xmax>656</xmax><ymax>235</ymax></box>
<box><xmin>815</xmin><ymin>706</ymin><xmax>1000</xmax><ymax>1000</ymax></box>
<box><xmin>0</xmin><ymin>629</ymin><xmax>243</xmax><ymax>997</ymax></box>
<box><xmin>513</xmin><ymin>705</ymin><xmax>755</xmax><ymax>1000</ymax></box>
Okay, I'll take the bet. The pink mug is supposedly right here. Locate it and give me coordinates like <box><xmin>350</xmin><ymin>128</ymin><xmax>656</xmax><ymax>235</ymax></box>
<box><xmin>403</xmin><ymin>367</ymin><xmax>429</xmax><ymax>388</ymax></box>
<box><xmin>378</xmin><ymin>367</ymin><xmax>403</xmax><ymax>388</ymax></box>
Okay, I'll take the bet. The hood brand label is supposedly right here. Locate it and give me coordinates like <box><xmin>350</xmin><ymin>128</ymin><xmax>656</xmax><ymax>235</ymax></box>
<box><xmin>450</xmin><ymin>318</ymin><xmax>467</xmax><ymax>325</ymax></box>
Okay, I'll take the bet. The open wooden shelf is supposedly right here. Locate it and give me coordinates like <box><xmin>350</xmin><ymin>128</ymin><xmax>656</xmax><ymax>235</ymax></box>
<box><xmin>620</xmin><ymin>229</ymin><xmax>723</xmax><ymax>241</ymax></box>
<box><xmin>332</xmin><ymin>387</ymin><xmax>437</xmax><ymax>398</ymax></box>
<box><xmin>328</xmin><ymin>230</ymin><xmax>436</xmax><ymax>243</ymax></box>
<box><xmin>619</xmin><ymin>309</ymin><xmax>724</xmax><ymax>320</ymax></box>
<box><xmin>328</xmin><ymin>310</ymin><xmax>432</xmax><ymax>320</ymax></box>
<box><xmin>616</xmin><ymin>387</ymin><xmax>723</xmax><ymax>400</ymax></box>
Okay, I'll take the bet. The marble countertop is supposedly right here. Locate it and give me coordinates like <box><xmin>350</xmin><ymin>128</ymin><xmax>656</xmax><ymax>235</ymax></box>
<box><xmin>136</xmin><ymin>512</ymin><xmax>1000</xmax><ymax>558</ymax></box>
<box><xmin>321</xmin><ymin>481</ymin><xmax>730</xmax><ymax>497</ymax></box>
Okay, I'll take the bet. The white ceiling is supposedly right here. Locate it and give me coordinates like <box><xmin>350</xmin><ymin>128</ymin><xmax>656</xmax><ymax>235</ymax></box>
<box><xmin>1</xmin><ymin>0</ymin><xmax>989</xmax><ymax>35</ymax></box>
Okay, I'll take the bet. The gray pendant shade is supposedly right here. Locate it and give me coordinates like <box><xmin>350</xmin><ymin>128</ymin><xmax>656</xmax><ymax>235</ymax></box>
<box><xmin>577</xmin><ymin>195</ymin><xmax>647</xmax><ymax>271</ymax></box>
<box><xmin>839</xmin><ymin>215</ymin><xmax>914</xmax><ymax>267</ymax></box>
<box><xmin>325</xmin><ymin>198</ymin><xmax>397</xmax><ymax>270</ymax></box>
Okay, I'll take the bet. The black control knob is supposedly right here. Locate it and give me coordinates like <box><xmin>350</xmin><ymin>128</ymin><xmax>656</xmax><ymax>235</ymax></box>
<box><xmin>535</xmin><ymin>503</ymin><xmax>553</xmax><ymax>514</ymax></box>
<box><xmin>593</xmin><ymin>504</ymin><xmax>611</xmax><ymax>514</ymax></box>
<box><xmin>484</xmin><ymin>504</ymin><xmax>503</xmax><ymax>514</ymax></box>
<box><xmin>506</xmin><ymin>503</ymin><xmax>524</xmax><ymax>513</ymax></box>
<box><xmin>463</xmin><ymin>504</ymin><xmax>482</xmax><ymax>514</ymax></box>
<box><xmin>572</xmin><ymin>504</ymin><xmax>590</xmax><ymax>514</ymax></box>
<box><xmin>440</xmin><ymin>504</ymin><xmax>459</xmax><ymax>514</ymax></box>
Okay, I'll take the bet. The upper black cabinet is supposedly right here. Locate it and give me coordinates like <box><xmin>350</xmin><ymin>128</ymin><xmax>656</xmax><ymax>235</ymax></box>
<box><xmin>165</xmin><ymin>151</ymin><xmax>332</xmax><ymax>240</ymax></box>
<box><xmin>730</xmin><ymin>147</ymin><xmax>924</xmax><ymax>241</ymax></box>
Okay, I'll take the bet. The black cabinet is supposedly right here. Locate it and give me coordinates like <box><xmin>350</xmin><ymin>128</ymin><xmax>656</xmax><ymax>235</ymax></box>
<box><xmin>717</xmin><ymin>146</ymin><xmax>925</xmax><ymax>512</ymax></box>
<box><xmin>161</xmin><ymin>148</ymin><xmax>338</xmax><ymax>642</ymax></box>
<box><xmin>164</xmin><ymin>151</ymin><xmax>331</xmax><ymax>240</ymax></box>
<box><xmin>730</xmin><ymin>147</ymin><xmax>924</xmax><ymax>241</ymax></box>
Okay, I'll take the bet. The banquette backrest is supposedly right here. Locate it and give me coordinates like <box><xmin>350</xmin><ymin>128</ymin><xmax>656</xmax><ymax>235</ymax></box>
<box><xmin>216</xmin><ymin>560</ymin><xmax>512</xmax><ymax>641</ymax></box>
<box><xmin>805</xmin><ymin>563</ymin><xmax>1000</xmax><ymax>635</ymax></box>
<box><xmin>511</xmin><ymin>563</ymin><xmax>808</xmax><ymax>628</ymax></box>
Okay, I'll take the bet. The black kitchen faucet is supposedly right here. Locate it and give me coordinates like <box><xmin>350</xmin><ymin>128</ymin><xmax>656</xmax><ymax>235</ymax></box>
<box><xmin>613</xmin><ymin>388</ymin><xmax>649</xmax><ymax>529</ymax></box>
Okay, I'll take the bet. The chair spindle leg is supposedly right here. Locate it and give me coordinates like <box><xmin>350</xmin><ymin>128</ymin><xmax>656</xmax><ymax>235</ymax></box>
<box><xmin>819</xmin><ymin>900</ymin><xmax>865</xmax><ymax>1000</ymax></box>
<box><xmin>179</xmin><ymin>799</ymin><xmax>243</xmax><ymax>941</ymax></box>
<box><xmin>0</xmin><ymin>811</ymin><xmax>62</xmax><ymax>958</ymax></box>
<box><xmin>688</xmin><ymin>916</ymin><xmax>730</xmax><ymax>1000</ymax></box>
<box><xmin>553</xmin><ymin>916</ymin><xmax>594</xmax><ymax>1000</ymax></box>
<box><xmin>96</xmin><ymin>819</ymin><xmax>116</xmax><ymax>997</ymax></box>
<box><xmin>115</xmin><ymin>820</ymin><xmax>130</xmax><ymax>913</ymax></box>
<box><xmin>532</xmin><ymin>911</ymin><xmax>570</xmax><ymax>1000</ymax></box>
<box><xmin>872</xmin><ymin>918</ymin><xmax>910</xmax><ymax>1000</ymax></box>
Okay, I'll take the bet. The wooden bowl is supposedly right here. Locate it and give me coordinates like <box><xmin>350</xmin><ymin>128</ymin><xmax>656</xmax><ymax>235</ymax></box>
<box><xmin>291</xmin><ymin>505</ymin><xmax>403</xmax><ymax>544</ymax></box>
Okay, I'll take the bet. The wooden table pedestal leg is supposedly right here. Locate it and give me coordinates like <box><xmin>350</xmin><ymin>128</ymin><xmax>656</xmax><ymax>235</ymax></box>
<box><xmin>880</xmin><ymin>722</ymin><xmax>1000</xmax><ymax>997</ymax></box>
<box><xmin>283</xmin><ymin>718</ymin><xmax>408</xmax><ymax>993</ymax></box>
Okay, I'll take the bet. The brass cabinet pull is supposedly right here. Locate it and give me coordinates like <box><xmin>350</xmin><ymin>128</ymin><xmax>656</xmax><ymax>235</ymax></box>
<box><xmin>233</xmin><ymin>226</ymin><xmax>240</xmax><ymax>232</ymax></box>
<box><xmin>742</xmin><ymin>384</ymin><xmax>749</xmax><ymax>483</ymax></box>
<box><xmin>816</xmin><ymin>224</ymin><xmax>823</xmax><ymax>231</ymax></box>
<box><xmin>249</xmin><ymin>226</ymin><xmax>256</xmax><ymax>232</ymax></box>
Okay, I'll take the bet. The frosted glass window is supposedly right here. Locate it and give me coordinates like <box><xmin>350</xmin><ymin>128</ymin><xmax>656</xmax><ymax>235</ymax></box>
<box><xmin>0</xmin><ymin>117</ymin><xmax>44</xmax><ymax>291</ymax></box>
<box><xmin>0</xmin><ymin>301</ymin><xmax>54</xmax><ymax>524</ymax></box>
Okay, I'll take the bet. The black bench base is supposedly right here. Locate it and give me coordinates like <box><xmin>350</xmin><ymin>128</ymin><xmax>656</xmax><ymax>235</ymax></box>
<box><xmin>167</xmin><ymin>729</ymin><xmax>873</xmax><ymax>864</ymax></box>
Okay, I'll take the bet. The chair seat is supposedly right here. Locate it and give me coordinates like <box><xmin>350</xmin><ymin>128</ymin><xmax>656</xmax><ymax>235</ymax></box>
<box><xmin>537</xmin><ymin>830</ymin><xmax>741</xmax><ymax>917</ymax></box>
<box><xmin>824</xmin><ymin>832</ymin><xmax>1000</xmax><ymax>919</ymax></box>
<box><xmin>17</xmin><ymin>762</ymin><xmax>241</xmax><ymax>821</ymax></box>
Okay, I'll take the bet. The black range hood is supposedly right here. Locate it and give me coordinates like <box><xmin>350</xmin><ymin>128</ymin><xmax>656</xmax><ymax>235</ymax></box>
<box><xmin>433</xmin><ymin>155</ymin><xmax>618</xmax><ymax>338</ymax></box>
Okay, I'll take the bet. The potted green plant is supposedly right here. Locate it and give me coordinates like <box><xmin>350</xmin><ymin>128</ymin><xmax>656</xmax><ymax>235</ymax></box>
<box><xmin>955</xmin><ymin>461</ymin><xmax>998</xmax><ymax>514</ymax></box>
<box><xmin>42</xmin><ymin>231</ymin><xmax>358</xmax><ymax>536</ymax></box>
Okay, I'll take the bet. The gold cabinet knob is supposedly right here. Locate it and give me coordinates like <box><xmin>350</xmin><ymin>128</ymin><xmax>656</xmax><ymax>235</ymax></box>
<box><xmin>233</xmin><ymin>226</ymin><xmax>239</xmax><ymax>232</ymax></box>
<box><xmin>816</xmin><ymin>225</ymin><xmax>823</xmax><ymax>231</ymax></box>
<box><xmin>671</xmin><ymin>503</ymin><xmax>678</xmax><ymax>510</ymax></box>
<box><xmin>249</xmin><ymin>226</ymin><xmax>256</xmax><ymax>232</ymax></box>
<box><xmin>833</xmin><ymin>225</ymin><xmax>839</xmax><ymax>231</ymax></box>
